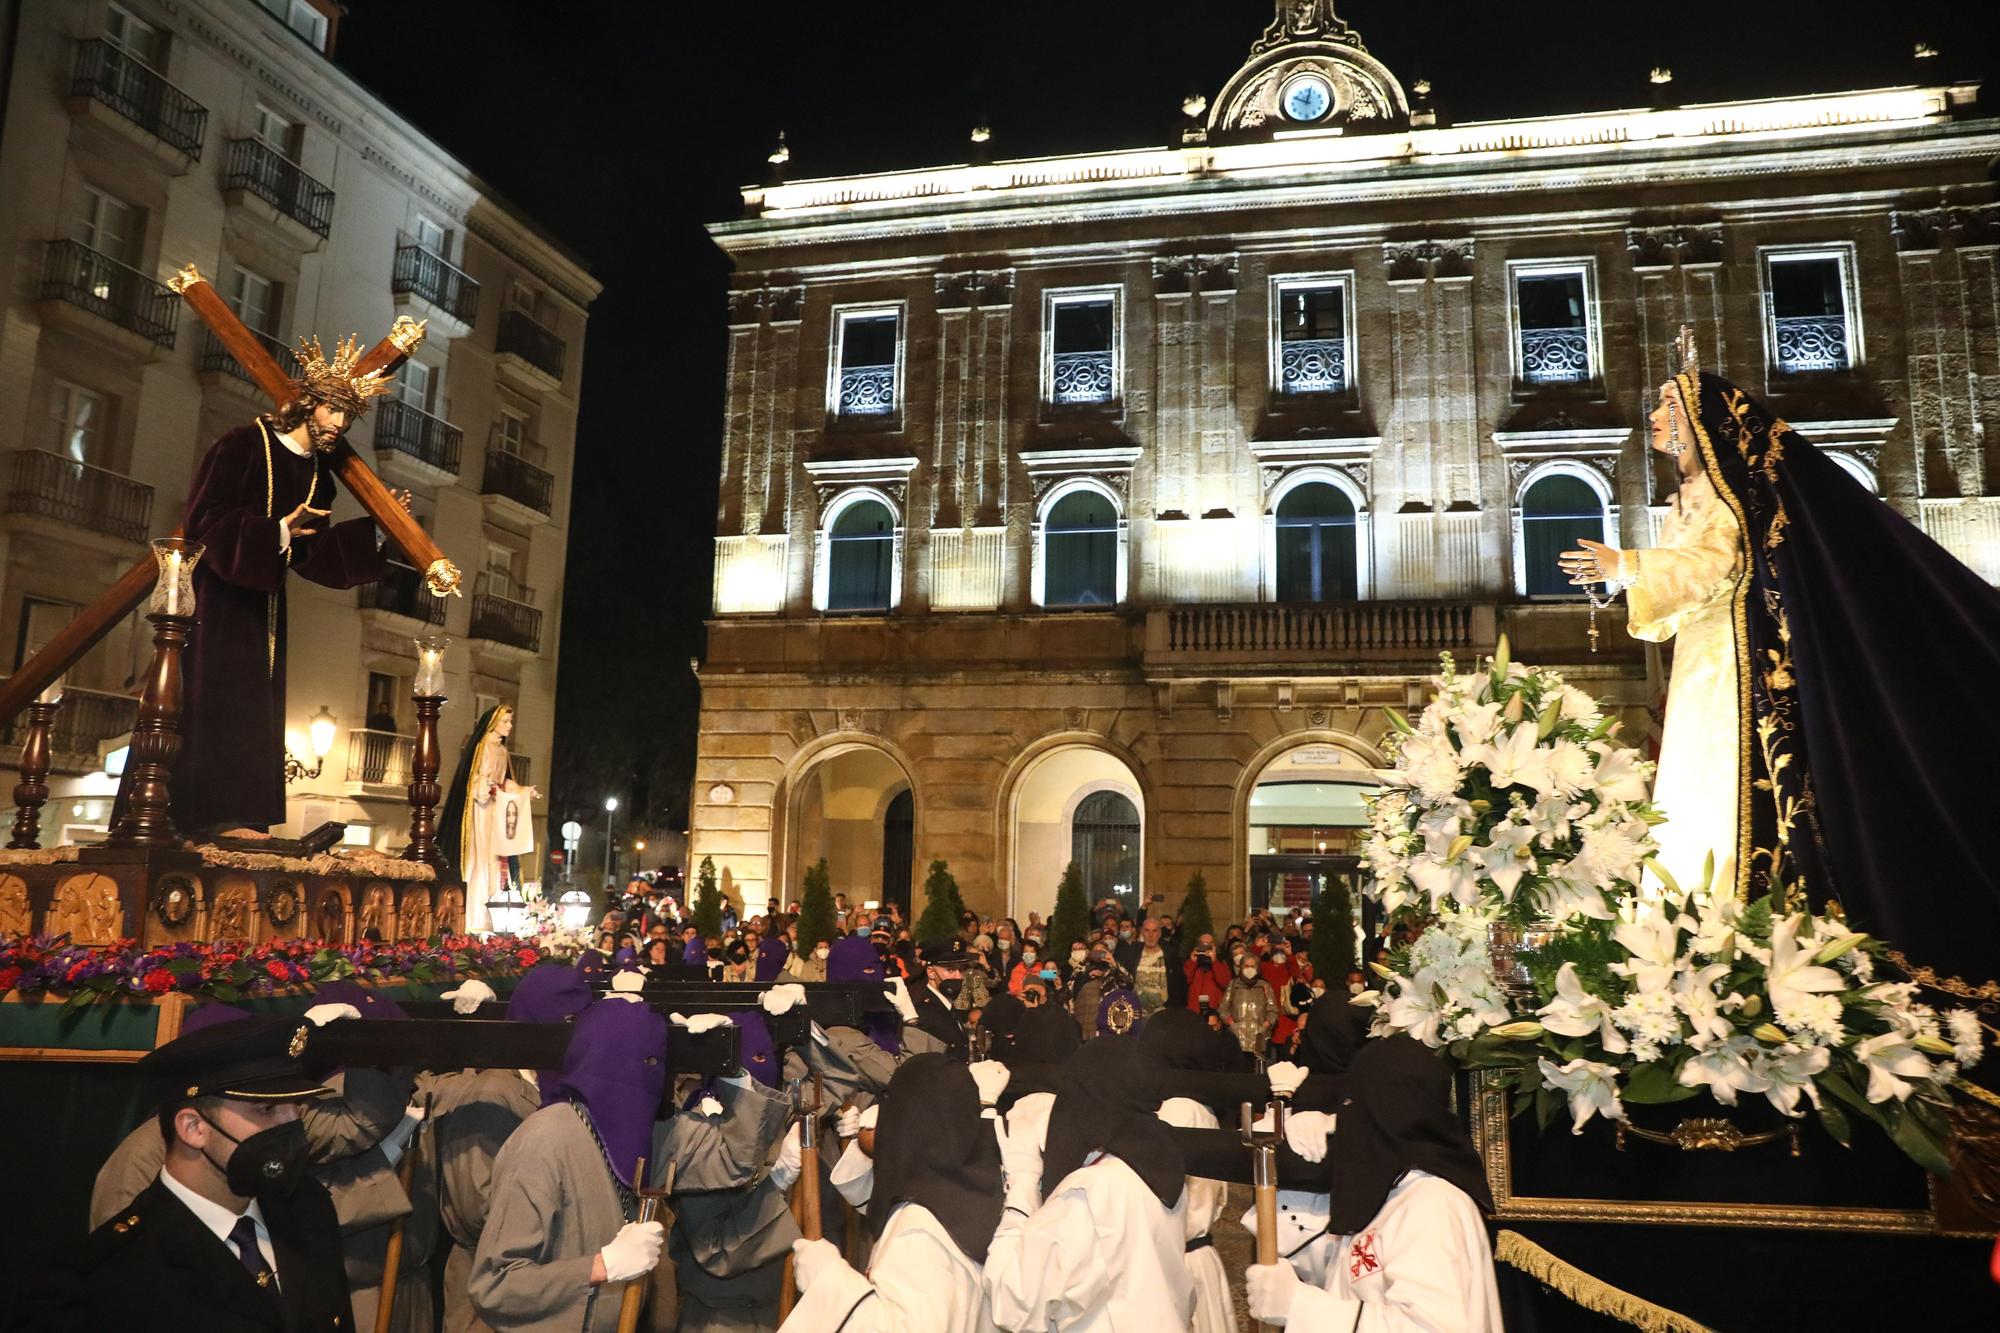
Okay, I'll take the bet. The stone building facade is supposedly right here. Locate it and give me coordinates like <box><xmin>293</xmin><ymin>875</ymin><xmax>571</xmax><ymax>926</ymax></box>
<box><xmin>696</xmin><ymin>1</ymin><xmax>2000</xmax><ymax>922</ymax></box>
<box><xmin>0</xmin><ymin>0</ymin><xmax>597</xmax><ymax>848</ymax></box>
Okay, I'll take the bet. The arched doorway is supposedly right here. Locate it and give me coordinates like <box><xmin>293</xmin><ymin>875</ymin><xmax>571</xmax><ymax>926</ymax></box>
<box><xmin>1006</xmin><ymin>744</ymin><xmax>1145</xmax><ymax>921</ymax></box>
<box><xmin>1244</xmin><ymin>741</ymin><xmax>1378</xmax><ymax>944</ymax></box>
<box><xmin>787</xmin><ymin>744</ymin><xmax>913</xmax><ymax>915</ymax></box>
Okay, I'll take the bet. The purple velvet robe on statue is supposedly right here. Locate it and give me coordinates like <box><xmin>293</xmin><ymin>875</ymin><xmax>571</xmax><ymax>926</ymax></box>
<box><xmin>172</xmin><ymin>423</ymin><xmax>387</xmax><ymax>833</ymax></box>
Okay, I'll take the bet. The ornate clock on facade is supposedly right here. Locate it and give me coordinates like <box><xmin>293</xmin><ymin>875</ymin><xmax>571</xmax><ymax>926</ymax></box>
<box><xmin>1280</xmin><ymin>72</ymin><xmax>1333</xmax><ymax>122</ymax></box>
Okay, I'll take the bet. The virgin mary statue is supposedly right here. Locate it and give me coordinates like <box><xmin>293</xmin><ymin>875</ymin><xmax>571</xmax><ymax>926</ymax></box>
<box><xmin>1562</xmin><ymin>330</ymin><xmax>2000</xmax><ymax>999</ymax></box>
<box><xmin>439</xmin><ymin>705</ymin><xmax>540</xmax><ymax>933</ymax></box>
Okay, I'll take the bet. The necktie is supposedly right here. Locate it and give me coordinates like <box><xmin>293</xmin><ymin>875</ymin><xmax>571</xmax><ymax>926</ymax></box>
<box><xmin>228</xmin><ymin>1214</ymin><xmax>271</xmax><ymax>1288</ymax></box>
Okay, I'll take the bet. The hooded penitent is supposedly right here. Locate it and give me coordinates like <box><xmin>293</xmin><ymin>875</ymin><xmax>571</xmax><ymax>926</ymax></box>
<box><xmin>1323</xmin><ymin>1034</ymin><xmax>1493</xmax><ymax>1236</ymax></box>
<box><xmin>507</xmin><ymin>964</ymin><xmax>595</xmax><ymax>1107</ymax></box>
<box><xmin>1670</xmin><ymin>368</ymin><xmax>2000</xmax><ymax>992</ymax></box>
<box><xmin>1040</xmin><ymin>1038</ymin><xmax>1185</xmax><ymax>1209</ymax></box>
<box><xmin>1139</xmin><ymin>1005</ymin><xmax>1238</xmax><ymax>1074</ymax></box>
<box><xmin>313</xmin><ymin>978</ymin><xmax>408</xmax><ymax>1020</ymax></box>
<box><xmin>729</xmin><ymin>1010</ymin><xmax>781</xmax><ymax>1089</ymax></box>
<box><xmin>979</xmin><ymin>992</ymin><xmax>1026</xmax><ymax>1061</ymax></box>
<box><xmin>867</xmin><ymin>1054</ymin><xmax>1005</xmax><ymax>1262</ymax></box>
<box><xmin>754</xmin><ymin>936</ymin><xmax>791</xmax><ymax>983</ymax></box>
<box><xmin>826</xmin><ymin>934</ymin><xmax>899</xmax><ymax>1054</ymax></box>
<box><xmin>560</xmin><ymin>998</ymin><xmax>667</xmax><ymax>1191</ymax></box>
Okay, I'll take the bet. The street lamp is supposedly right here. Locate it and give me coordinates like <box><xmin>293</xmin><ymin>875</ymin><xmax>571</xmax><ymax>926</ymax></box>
<box><xmin>285</xmin><ymin>705</ymin><xmax>338</xmax><ymax>783</ymax></box>
<box><xmin>603</xmin><ymin>796</ymin><xmax>619</xmax><ymax>888</ymax></box>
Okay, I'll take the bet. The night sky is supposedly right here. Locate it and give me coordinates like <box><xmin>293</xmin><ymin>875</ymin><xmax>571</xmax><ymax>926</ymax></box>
<box><xmin>333</xmin><ymin>0</ymin><xmax>1997</xmax><ymax>842</ymax></box>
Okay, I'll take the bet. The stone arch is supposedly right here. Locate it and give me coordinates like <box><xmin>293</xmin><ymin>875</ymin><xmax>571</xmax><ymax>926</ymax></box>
<box><xmin>1227</xmin><ymin>729</ymin><xmax>1386</xmax><ymax>920</ymax></box>
<box><xmin>995</xmin><ymin>731</ymin><xmax>1157</xmax><ymax>923</ymax></box>
<box><xmin>772</xmin><ymin>732</ymin><xmax>919</xmax><ymax>918</ymax></box>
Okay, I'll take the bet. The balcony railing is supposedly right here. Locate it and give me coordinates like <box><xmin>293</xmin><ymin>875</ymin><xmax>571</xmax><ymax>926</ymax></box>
<box><xmin>482</xmin><ymin>445</ymin><xmax>554</xmax><ymax>516</ymax></box>
<box><xmin>39</xmin><ymin>240</ymin><xmax>178</xmax><ymax>347</ymax></box>
<box><xmin>1052</xmin><ymin>350</ymin><xmax>1115</xmax><ymax>404</ymax></box>
<box><xmin>198</xmin><ymin>326</ymin><xmax>292</xmax><ymax>387</ymax></box>
<box><xmin>1520</xmin><ymin>327</ymin><xmax>1591</xmax><ymax>384</ymax></box>
<box><xmin>2</xmin><ymin>684</ymin><xmax>139</xmax><ymax>758</ymax></box>
<box><xmin>346</xmin><ymin>728</ymin><xmax>414</xmax><ymax>786</ymax></box>
<box><xmin>374</xmin><ymin>399</ymin><xmax>464</xmax><ymax>476</ymax></box>
<box><xmin>359</xmin><ymin>561</ymin><xmax>448</xmax><ymax>625</ymax></box>
<box><xmin>837</xmin><ymin>365</ymin><xmax>895</xmax><ymax>416</ymax></box>
<box><xmin>496</xmin><ymin>309</ymin><xmax>566</xmax><ymax>382</ymax></box>
<box><xmin>1774</xmin><ymin>315</ymin><xmax>1850</xmax><ymax>373</ymax></box>
<box><xmin>470</xmin><ymin>575</ymin><xmax>543</xmax><ymax>653</ymax></box>
<box><xmin>1147</xmin><ymin>601</ymin><xmax>1494</xmax><ymax>665</ymax></box>
<box><xmin>223</xmin><ymin>138</ymin><xmax>334</xmax><ymax>238</ymax></box>
<box><xmin>392</xmin><ymin>241</ymin><xmax>480</xmax><ymax>325</ymax></box>
<box><xmin>5</xmin><ymin>450</ymin><xmax>154</xmax><ymax>545</ymax></box>
<box><xmin>1278</xmin><ymin>337</ymin><xmax>1347</xmax><ymax>394</ymax></box>
<box><xmin>71</xmin><ymin>39</ymin><xmax>207</xmax><ymax>159</ymax></box>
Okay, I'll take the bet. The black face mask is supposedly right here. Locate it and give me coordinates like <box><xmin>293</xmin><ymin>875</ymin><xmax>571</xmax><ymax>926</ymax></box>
<box><xmin>935</xmin><ymin>976</ymin><xmax>965</xmax><ymax>1003</ymax></box>
<box><xmin>201</xmin><ymin>1114</ymin><xmax>311</xmax><ymax>1199</ymax></box>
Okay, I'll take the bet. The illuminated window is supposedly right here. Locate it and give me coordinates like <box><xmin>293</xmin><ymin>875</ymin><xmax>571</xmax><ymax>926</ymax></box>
<box><xmin>1044</xmin><ymin>293</ymin><xmax>1117</xmax><ymax>405</ymax></box>
<box><xmin>1273</xmin><ymin>279</ymin><xmax>1349</xmax><ymax>394</ymax></box>
<box><xmin>1764</xmin><ymin>250</ymin><xmax>1855</xmax><ymax>374</ymax></box>
<box><xmin>826</xmin><ymin>499</ymin><xmax>895</xmax><ymax>611</ymax></box>
<box><xmin>105</xmin><ymin>5</ymin><xmax>164</xmax><ymax>68</ymax></box>
<box><xmin>1512</xmin><ymin>264</ymin><xmax>1595</xmax><ymax>385</ymax></box>
<box><xmin>225</xmin><ymin>266</ymin><xmax>276</xmax><ymax>335</ymax></box>
<box><xmin>1072</xmin><ymin>790</ymin><xmax>1141</xmax><ymax>915</ymax></box>
<box><xmin>1042</xmin><ymin>488</ymin><xmax>1120</xmax><ymax>607</ymax></box>
<box><xmin>1519</xmin><ymin>471</ymin><xmax>1608</xmax><ymax>598</ymax></box>
<box><xmin>833</xmin><ymin>310</ymin><xmax>900</xmax><ymax>417</ymax></box>
<box><xmin>1274</xmin><ymin>483</ymin><xmax>1358</xmax><ymax>602</ymax></box>
<box><xmin>49</xmin><ymin>380</ymin><xmax>107</xmax><ymax>464</ymax></box>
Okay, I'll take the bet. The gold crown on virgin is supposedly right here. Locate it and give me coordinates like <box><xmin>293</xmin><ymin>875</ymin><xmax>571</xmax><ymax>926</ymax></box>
<box><xmin>291</xmin><ymin>333</ymin><xmax>397</xmax><ymax>411</ymax></box>
<box><xmin>1673</xmin><ymin>325</ymin><xmax>1700</xmax><ymax>379</ymax></box>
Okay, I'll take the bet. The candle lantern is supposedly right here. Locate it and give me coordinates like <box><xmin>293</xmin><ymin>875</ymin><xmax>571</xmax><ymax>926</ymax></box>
<box><xmin>149</xmin><ymin>538</ymin><xmax>205</xmax><ymax>617</ymax></box>
<box><xmin>413</xmin><ymin>634</ymin><xmax>451</xmax><ymax>696</ymax></box>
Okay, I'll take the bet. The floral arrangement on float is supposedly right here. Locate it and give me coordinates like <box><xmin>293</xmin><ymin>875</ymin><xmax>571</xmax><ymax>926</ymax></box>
<box><xmin>1361</xmin><ymin>641</ymin><xmax>1983</xmax><ymax>1173</ymax></box>
<box><xmin>0</xmin><ymin>932</ymin><xmax>556</xmax><ymax>1008</ymax></box>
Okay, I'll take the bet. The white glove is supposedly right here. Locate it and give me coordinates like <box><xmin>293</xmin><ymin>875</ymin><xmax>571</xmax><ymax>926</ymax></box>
<box><xmin>760</xmin><ymin>983</ymin><xmax>807</xmax><ymax>1016</ymax></box>
<box><xmin>599</xmin><ymin>1219</ymin><xmax>665</xmax><ymax>1283</ymax></box>
<box><xmin>771</xmin><ymin>1121</ymin><xmax>803</xmax><ymax>1190</ymax></box>
<box><xmin>440</xmin><ymin>979</ymin><xmax>496</xmax><ymax>1015</ymax></box>
<box><xmin>1265</xmin><ymin>1060</ymin><xmax>1308</xmax><ymax>1099</ymax></box>
<box><xmin>790</xmin><ymin>1236</ymin><xmax>841</xmax><ymax>1293</ymax></box>
<box><xmin>836</xmin><ymin>1105</ymin><xmax>863</xmax><ymax>1140</ymax></box>
<box><xmin>968</xmin><ymin>1059</ymin><xmax>1011</xmax><ymax>1107</ymax></box>
<box><xmin>1246</xmin><ymin>1261</ymin><xmax>1301</xmax><ymax>1326</ymax></box>
<box><xmin>696</xmin><ymin>1094</ymin><xmax>723</xmax><ymax>1118</ymax></box>
<box><xmin>380</xmin><ymin>1103</ymin><xmax>427</xmax><ymax>1166</ymax></box>
<box><xmin>611</xmin><ymin>971</ymin><xmax>645</xmax><ymax>994</ymax></box>
<box><xmin>670</xmin><ymin>1012</ymin><xmax>733</xmax><ymax>1034</ymax></box>
<box><xmin>1284</xmin><ymin>1110</ymin><xmax>1337</xmax><ymax>1164</ymax></box>
<box><xmin>998</xmin><ymin>1120</ymin><xmax>1043</xmax><ymax>1213</ymax></box>
<box><xmin>884</xmin><ymin>975</ymin><xmax>918</xmax><ymax>1023</ymax></box>
<box><xmin>304</xmin><ymin>1003</ymin><xmax>361</xmax><ymax>1027</ymax></box>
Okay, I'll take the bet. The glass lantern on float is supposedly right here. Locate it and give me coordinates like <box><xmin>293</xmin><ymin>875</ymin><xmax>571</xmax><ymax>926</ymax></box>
<box><xmin>413</xmin><ymin>634</ymin><xmax>450</xmax><ymax>697</ymax></box>
<box><xmin>558</xmin><ymin>887</ymin><xmax>593</xmax><ymax>931</ymax></box>
<box><xmin>149</xmin><ymin>537</ymin><xmax>205</xmax><ymax>616</ymax></box>
<box><xmin>487</xmin><ymin>886</ymin><xmax>527</xmax><ymax>936</ymax></box>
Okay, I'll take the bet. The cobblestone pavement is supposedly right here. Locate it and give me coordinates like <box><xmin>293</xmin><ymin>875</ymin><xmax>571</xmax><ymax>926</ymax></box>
<box><xmin>1214</xmin><ymin>1181</ymin><xmax>1257</xmax><ymax>1329</ymax></box>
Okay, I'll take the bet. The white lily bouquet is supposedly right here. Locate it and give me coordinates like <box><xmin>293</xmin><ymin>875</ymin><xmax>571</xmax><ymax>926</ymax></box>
<box><xmin>518</xmin><ymin>896</ymin><xmax>591</xmax><ymax>961</ymax></box>
<box><xmin>1363</xmin><ymin>644</ymin><xmax>1984</xmax><ymax>1173</ymax></box>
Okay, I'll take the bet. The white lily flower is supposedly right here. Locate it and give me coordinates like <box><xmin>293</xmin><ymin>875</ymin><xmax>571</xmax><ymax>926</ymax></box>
<box><xmin>1537</xmin><ymin>962</ymin><xmax>1630</xmax><ymax>1054</ymax></box>
<box><xmin>1534</xmin><ymin>739</ymin><xmax>1597</xmax><ymax>799</ymax></box>
<box><xmin>1381</xmin><ymin>976</ymin><xmax>1452</xmax><ymax>1047</ymax></box>
<box><xmin>1687</xmin><ymin>896</ymin><xmax>1742</xmax><ymax>961</ymax></box>
<box><xmin>1676</xmin><ymin>1035</ymin><xmax>1772</xmax><ymax>1106</ymax></box>
<box><xmin>1447</xmin><ymin>966</ymin><xmax>1515</xmax><ymax>1031</ymax></box>
<box><xmin>1454</xmin><ymin>699</ymin><xmax>1505</xmax><ymax>747</ymax></box>
<box><xmin>1762</xmin><ymin>914</ymin><xmax>1847</xmax><ymax>1026</ymax></box>
<box><xmin>1588</xmin><ymin>743</ymin><xmax>1653</xmax><ymax>804</ymax></box>
<box><xmin>1537</xmin><ymin>1056</ymin><xmax>1627</xmax><ymax>1133</ymax></box>
<box><xmin>1475</xmin><ymin>820</ymin><xmax>1538</xmax><ymax>901</ymax></box>
<box><xmin>1611</xmin><ymin>908</ymin><xmax>1687</xmax><ymax>994</ymax></box>
<box><xmin>1469</xmin><ymin>723</ymin><xmax>1552</xmax><ymax>793</ymax></box>
<box><xmin>1853</xmin><ymin>1032</ymin><xmax>1935</xmax><ymax>1104</ymax></box>
<box><xmin>1754</xmin><ymin>1045</ymin><xmax>1829</xmax><ymax>1117</ymax></box>
<box><xmin>1671</xmin><ymin>963</ymin><xmax>1735</xmax><ymax>1048</ymax></box>
<box><xmin>1540</xmin><ymin>869</ymin><xmax>1618</xmax><ymax>921</ymax></box>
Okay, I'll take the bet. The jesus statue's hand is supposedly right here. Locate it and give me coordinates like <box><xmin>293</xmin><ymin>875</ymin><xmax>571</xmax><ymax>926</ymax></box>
<box><xmin>1560</xmin><ymin>538</ymin><xmax>1623</xmax><ymax>586</ymax></box>
<box><xmin>282</xmin><ymin>500</ymin><xmax>330</xmax><ymax>537</ymax></box>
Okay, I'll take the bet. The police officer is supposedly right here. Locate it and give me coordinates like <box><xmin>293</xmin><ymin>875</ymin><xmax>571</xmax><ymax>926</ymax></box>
<box><xmin>9</xmin><ymin>1014</ymin><xmax>353</xmax><ymax>1332</ymax></box>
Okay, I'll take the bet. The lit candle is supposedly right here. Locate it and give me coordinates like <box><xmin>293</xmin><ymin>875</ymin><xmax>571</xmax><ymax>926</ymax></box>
<box><xmin>164</xmin><ymin>549</ymin><xmax>184</xmax><ymax>615</ymax></box>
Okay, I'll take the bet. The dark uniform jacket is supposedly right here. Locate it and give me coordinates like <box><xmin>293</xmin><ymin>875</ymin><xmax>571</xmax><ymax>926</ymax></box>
<box><xmin>8</xmin><ymin>1176</ymin><xmax>354</xmax><ymax>1333</ymax></box>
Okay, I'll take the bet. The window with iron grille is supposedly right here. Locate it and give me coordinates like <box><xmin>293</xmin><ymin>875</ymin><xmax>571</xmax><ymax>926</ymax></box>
<box><xmin>1046</xmin><ymin>294</ymin><xmax>1116</xmax><ymax>405</ymax></box>
<box><xmin>1513</xmin><ymin>266</ymin><xmax>1594</xmax><ymax>385</ymax></box>
<box><xmin>1274</xmin><ymin>280</ymin><xmax>1349</xmax><ymax>394</ymax></box>
<box><xmin>833</xmin><ymin>311</ymin><xmax>899</xmax><ymax>417</ymax></box>
<box><xmin>1766</xmin><ymin>252</ymin><xmax>1853</xmax><ymax>374</ymax></box>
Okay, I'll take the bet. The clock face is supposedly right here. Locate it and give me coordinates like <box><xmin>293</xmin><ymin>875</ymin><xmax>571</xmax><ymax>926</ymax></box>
<box><xmin>1281</xmin><ymin>73</ymin><xmax>1333</xmax><ymax>123</ymax></box>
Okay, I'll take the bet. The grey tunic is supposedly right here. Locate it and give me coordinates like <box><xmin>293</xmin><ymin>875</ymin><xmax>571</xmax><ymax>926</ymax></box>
<box><xmin>472</xmin><ymin>1077</ymin><xmax>789</xmax><ymax>1333</ymax></box>
<box><xmin>425</xmin><ymin>1069</ymin><xmax>542</xmax><ymax>1333</ymax></box>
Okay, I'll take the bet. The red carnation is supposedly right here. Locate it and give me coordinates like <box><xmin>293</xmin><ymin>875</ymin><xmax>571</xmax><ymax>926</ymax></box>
<box><xmin>516</xmin><ymin>948</ymin><xmax>540</xmax><ymax>968</ymax></box>
<box><xmin>0</xmin><ymin>966</ymin><xmax>20</xmax><ymax>993</ymax></box>
<box><xmin>266</xmin><ymin>960</ymin><xmax>289</xmax><ymax>980</ymax></box>
<box><xmin>143</xmin><ymin>968</ymin><xmax>174</xmax><ymax>994</ymax></box>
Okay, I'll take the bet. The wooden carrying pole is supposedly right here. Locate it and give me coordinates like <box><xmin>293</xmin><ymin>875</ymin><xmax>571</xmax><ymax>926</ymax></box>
<box><xmin>615</xmin><ymin>1155</ymin><xmax>660</xmax><ymax>1333</ymax></box>
<box><xmin>1242</xmin><ymin>1100</ymin><xmax>1284</xmax><ymax>1333</ymax></box>
<box><xmin>372</xmin><ymin>1125</ymin><xmax>422</xmax><ymax>1333</ymax></box>
<box><xmin>0</xmin><ymin>267</ymin><xmax>459</xmax><ymax>727</ymax></box>
<box><xmin>777</xmin><ymin>1086</ymin><xmax>824</xmax><ymax>1319</ymax></box>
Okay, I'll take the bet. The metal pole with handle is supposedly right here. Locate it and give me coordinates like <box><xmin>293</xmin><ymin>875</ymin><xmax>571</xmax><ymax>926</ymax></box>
<box><xmin>1241</xmin><ymin>1098</ymin><xmax>1286</xmax><ymax>1333</ymax></box>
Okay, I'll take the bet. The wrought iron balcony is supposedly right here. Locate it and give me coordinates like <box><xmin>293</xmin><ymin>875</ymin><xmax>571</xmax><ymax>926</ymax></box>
<box><xmin>346</xmin><ymin>728</ymin><xmax>414</xmax><ymax>786</ymax></box>
<box><xmin>1519</xmin><ymin>327</ymin><xmax>1591</xmax><ymax>384</ymax></box>
<box><xmin>359</xmin><ymin>561</ymin><xmax>448</xmax><ymax>625</ymax></box>
<box><xmin>496</xmin><ymin>309</ymin><xmax>566</xmax><ymax>382</ymax></box>
<box><xmin>70</xmin><ymin>39</ymin><xmax>207</xmax><ymax>160</ymax></box>
<box><xmin>837</xmin><ymin>365</ymin><xmax>895</xmax><ymax>416</ymax></box>
<box><xmin>374</xmin><ymin>399</ymin><xmax>464</xmax><ymax>476</ymax></box>
<box><xmin>1</xmin><ymin>684</ymin><xmax>139</xmax><ymax>760</ymax></box>
<box><xmin>470</xmin><ymin>574</ymin><xmax>543</xmax><ymax>653</ymax></box>
<box><xmin>392</xmin><ymin>241</ymin><xmax>480</xmax><ymax>325</ymax></box>
<box><xmin>39</xmin><ymin>240</ymin><xmax>178</xmax><ymax>347</ymax></box>
<box><xmin>1052</xmin><ymin>350</ymin><xmax>1115</xmax><ymax>404</ymax></box>
<box><xmin>198</xmin><ymin>326</ymin><xmax>292</xmax><ymax>388</ymax></box>
<box><xmin>223</xmin><ymin>138</ymin><xmax>334</xmax><ymax>238</ymax></box>
<box><xmin>482</xmin><ymin>445</ymin><xmax>554</xmax><ymax>516</ymax></box>
<box><xmin>1774</xmin><ymin>315</ymin><xmax>1850</xmax><ymax>373</ymax></box>
<box><xmin>5</xmin><ymin>449</ymin><xmax>154</xmax><ymax>545</ymax></box>
<box><xmin>1278</xmin><ymin>337</ymin><xmax>1347</xmax><ymax>394</ymax></box>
